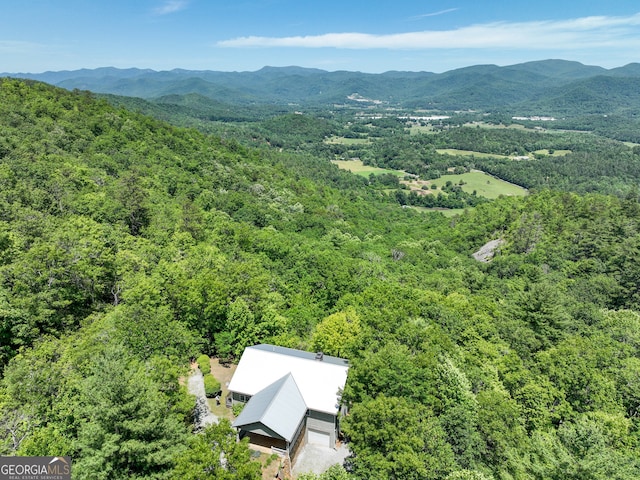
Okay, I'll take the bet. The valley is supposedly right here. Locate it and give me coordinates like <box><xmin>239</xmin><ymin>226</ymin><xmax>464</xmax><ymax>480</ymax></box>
<box><xmin>2</xmin><ymin>60</ymin><xmax>640</xmax><ymax>479</ymax></box>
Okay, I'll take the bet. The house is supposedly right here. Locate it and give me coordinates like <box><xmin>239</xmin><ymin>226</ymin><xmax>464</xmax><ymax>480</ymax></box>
<box><xmin>228</xmin><ymin>344</ymin><xmax>349</xmax><ymax>459</ymax></box>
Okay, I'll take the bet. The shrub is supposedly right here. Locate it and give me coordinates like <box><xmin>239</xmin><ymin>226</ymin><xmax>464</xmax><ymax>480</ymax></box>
<box><xmin>265</xmin><ymin>453</ymin><xmax>280</xmax><ymax>467</ymax></box>
<box><xmin>197</xmin><ymin>354</ymin><xmax>211</xmax><ymax>375</ymax></box>
<box><xmin>232</xmin><ymin>402</ymin><xmax>245</xmax><ymax>417</ymax></box>
<box><xmin>203</xmin><ymin>373</ymin><xmax>221</xmax><ymax>398</ymax></box>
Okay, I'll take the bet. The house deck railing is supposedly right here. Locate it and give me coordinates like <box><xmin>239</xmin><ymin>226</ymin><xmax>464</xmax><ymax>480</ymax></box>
<box><xmin>271</xmin><ymin>446</ymin><xmax>287</xmax><ymax>457</ymax></box>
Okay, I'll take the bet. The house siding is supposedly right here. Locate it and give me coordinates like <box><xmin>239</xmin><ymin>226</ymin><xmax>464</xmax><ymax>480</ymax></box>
<box><xmin>244</xmin><ymin>432</ymin><xmax>287</xmax><ymax>451</ymax></box>
<box><xmin>238</xmin><ymin>419</ymin><xmax>306</xmax><ymax>462</ymax></box>
<box><xmin>232</xmin><ymin>391</ymin><xmax>251</xmax><ymax>405</ymax></box>
<box><xmin>289</xmin><ymin>417</ymin><xmax>307</xmax><ymax>461</ymax></box>
<box><xmin>306</xmin><ymin>410</ymin><xmax>337</xmax><ymax>446</ymax></box>
<box><xmin>236</xmin><ymin>422</ymin><xmax>284</xmax><ymax>441</ymax></box>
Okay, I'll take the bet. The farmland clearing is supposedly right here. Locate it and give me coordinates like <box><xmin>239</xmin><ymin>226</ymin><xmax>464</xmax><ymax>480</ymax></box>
<box><xmin>325</xmin><ymin>136</ymin><xmax>371</xmax><ymax>145</ymax></box>
<box><xmin>332</xmin><ymin>160</ymin><xmax>527</xmax><ymax>200</ymax></box>
<box><xmin>533</xmin><ymin>149</ymin><xmax>571</xmax><ymax>156</ymax></box>
<box><xmin>432</xmin><ymin>171</ymin><xmax>527</xmax><ymax>199</ymax></box>
<box><xmin>331</xmin><ymin>159</ymin><xmax>405</xmax><ymax>177</ymax></box>
<box><xmin>436</xmin><ymin>148</ymin><xmax>510</xmax><ymax>159</ymax></box>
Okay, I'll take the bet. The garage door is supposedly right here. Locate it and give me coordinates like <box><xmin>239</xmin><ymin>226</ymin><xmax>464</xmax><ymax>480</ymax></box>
<box><xmin>307</xmin><ymin>429</ymin><xmax>331</xmax><ymax>446</ymax></box>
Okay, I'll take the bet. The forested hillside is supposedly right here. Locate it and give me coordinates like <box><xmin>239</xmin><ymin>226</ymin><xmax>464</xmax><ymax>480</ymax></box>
<box><xmin>1</xmin><ymin>79</ymin><xmax>640</xmax><ymax>479</ymax></box>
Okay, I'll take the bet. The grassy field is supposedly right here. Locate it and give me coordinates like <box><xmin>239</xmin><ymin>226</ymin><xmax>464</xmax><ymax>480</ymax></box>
<box><xmin>325</xmin><ymin>136</ymin><xmax>370</xmax><ymax>145</ymax></box>
<box><xmin>410</xmin><ymin>206</ymin><xmax>467</xmax><ymax>217</ymax></box>
<box><xmin>332</xmin><ymin>161</ymin><xmax>526</xmax><ymax>198</ymax></box>
<box><xmin>463</xmin><ymin>122</ymin><xmax>528</xmax><ymax>130</ymax></box>
<box><xmin>436</xmin><ymin>148</ymin><xmax>510</xmax><ymax>159</ymax></box>
<box><xmin>533</xmin><ymin>149</ymin><xmax>571</xmax><ymax>156</ymax></box>
<box><xmin>408</xmin><ymin>125</ymin><xmax>437</xmax><ymax>135</ymax></box>
<box><xmin>431</xmin><ymin>171</ymin><xmax>527</xmax><ymax>199</ymax></box>
<box><xmin>331</xmin><ymin>159</ymin><xmax>406</xmax><ymax>177</ymax></box>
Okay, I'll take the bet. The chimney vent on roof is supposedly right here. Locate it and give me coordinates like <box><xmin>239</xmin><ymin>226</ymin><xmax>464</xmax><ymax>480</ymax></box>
<box><xmin>315</xmin><ymin>352</ymin><xmax>324</xmax><ymax>361</ymax></box>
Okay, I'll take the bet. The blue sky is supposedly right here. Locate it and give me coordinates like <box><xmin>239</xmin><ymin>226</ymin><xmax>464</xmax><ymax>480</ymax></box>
<box><xmin>2</xmin><ymin>1</ymin><xmax>640</xmax><ymax>73</ymax></box>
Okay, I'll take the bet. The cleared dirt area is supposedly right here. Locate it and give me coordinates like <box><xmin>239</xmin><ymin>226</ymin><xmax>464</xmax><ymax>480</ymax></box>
<box><xmin>207</xmin><ymin>358</ymin><xmax>237</xmax><ymax>420</ymax></box>
<box><xmin>401</xmin><ymin>178</ymin><xmax>434</xmax><ymax>195</ymax></box>
<box><xmin>259</xmin><ymin>452</ymin><xmax>288</xmax><ymax>480</ymax></box>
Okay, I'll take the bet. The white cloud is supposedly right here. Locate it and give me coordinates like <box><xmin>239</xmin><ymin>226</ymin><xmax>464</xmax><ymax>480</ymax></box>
<box><xmin>409</xmin><ymin>9</ymin><xmax>459</xmax><ymax>21</ymax></box>
<box><xmin>217</xmin><ymin>13</ymin><xmax>640</xmax><ymax>50</ymax></box>
<box><xmin>153</xmin><ymin>0</ymin><xmax>189</xmax><ymax>15</ymax></box>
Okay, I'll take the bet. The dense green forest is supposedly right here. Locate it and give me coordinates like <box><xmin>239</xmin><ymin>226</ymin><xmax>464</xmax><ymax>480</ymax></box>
<box><xmin>1</xmin><ymin>78</ymin><xmax>640</xmax><ymax>479</ymax></box>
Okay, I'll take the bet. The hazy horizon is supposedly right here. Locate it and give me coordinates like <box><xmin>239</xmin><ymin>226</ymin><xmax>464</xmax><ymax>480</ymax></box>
<box><xmin>4</xmin><ymin>58</ymin><xmax>638</xmax><ymax>77</ymax></box>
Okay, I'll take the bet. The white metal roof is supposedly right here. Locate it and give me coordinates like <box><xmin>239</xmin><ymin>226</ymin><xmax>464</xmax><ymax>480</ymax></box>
<box><xmin>228</xmin><ymin>345</ymin><xmax>349</xmax><ymax>415</ymax></box>
<box><xmin>231</xmin><ymin>373</ymin><xmax>307</xmax><ymax>442</ymax></box>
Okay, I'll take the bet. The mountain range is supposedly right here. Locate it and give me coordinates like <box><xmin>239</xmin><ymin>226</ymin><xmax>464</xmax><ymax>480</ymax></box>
<box><xmin>5</xmin><ymin>59</ymin><xmax>640</xmax><ymax>114</ymax></box>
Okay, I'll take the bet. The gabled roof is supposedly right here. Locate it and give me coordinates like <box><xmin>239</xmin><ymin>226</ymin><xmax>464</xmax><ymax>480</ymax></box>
<box><xmin>231</xmin><ymin>373</ymin><xmax>306</xmax><ymax>442</ymax></box>
<box><xmin>228</xmin><ymin>344</ymin><xmax>349</xmax><ymax>415</ymax></box>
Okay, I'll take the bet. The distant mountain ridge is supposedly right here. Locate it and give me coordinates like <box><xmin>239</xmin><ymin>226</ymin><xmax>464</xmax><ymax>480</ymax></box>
<box><xmin>4</xmin><ymin>59</ymin><xmax>640</xmax><ymax>114</ymax></box>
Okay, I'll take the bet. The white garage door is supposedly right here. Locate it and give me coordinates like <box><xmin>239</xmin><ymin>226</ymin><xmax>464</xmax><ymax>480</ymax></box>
<box><xmin>307</xmin><ymin>429</ymin><xmax>330</xmax><ymax>446</ymax></box>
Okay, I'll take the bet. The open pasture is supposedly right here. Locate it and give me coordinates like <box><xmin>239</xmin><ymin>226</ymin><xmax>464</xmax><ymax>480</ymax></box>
<box><xmin>431</xmin><ymin>171</ymin><xmax>527</xmax><ymax>199</ymax></box>
<box><xmin>331</xmin><ymin>159</ymin><xmax>406</xmax><ymax>177</ymax></box>
<box><xmin>533</xmin><ymin>149</ymin><xmax>571</xmax><ymax>156</ymax></box>
<box><xmin>325</xmin><ymin>136</ymin><xmax>370</xmax><ymax>145</ymax></box>
<box><xmin>436</xmin><ymin>148</ymin><xmax>509</xmax><ymax>159</ymax></box>
<box><xmin>410</xmin><ymin>206</ymin><xmax>467</xmax><ymax>217</ymax></box>
<box><xmin>408</xmin><ymin>125</ymin><xmax>437</xmax><ymax>135</ymax></box>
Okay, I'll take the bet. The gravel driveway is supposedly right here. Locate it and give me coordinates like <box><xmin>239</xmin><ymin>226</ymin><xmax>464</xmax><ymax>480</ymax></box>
<box><xmin>292</xmin><ymin>442</ymin><xmax>350</xmax><ymax>476</ymax></box>
<box><xmin>187</xmin><ymin>368</ymin><xmax>218</xmax><ymax>429</ymax></box>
